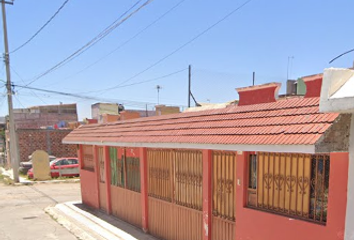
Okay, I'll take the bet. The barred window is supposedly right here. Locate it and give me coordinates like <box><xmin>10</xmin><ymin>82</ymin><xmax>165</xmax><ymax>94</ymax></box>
<box><xmin>247</xmin><ymin>152</ymin><xmax>330</xmax><ymax>224</ymax></box>
<box><xmin>82</xmin><ymin>145</ymin><xmax>94</xmax><ymax>171</ymax></box>
<box><xmin>110</xmin><ymin>147</ymin><xmax>141</xmax><ymax>192</ymax></box>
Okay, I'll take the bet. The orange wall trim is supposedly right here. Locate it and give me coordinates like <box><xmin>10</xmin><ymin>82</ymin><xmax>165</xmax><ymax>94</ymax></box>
<box><xmin>235</xmin><ymin>151</ymin><xmax>349</xmax><ymax>240</ymax></box>
<box><xmin>140</xmin><ymin>147</ymin><xmax>149</xmax><ymax>233</ymax></box>
<box><xmin>202</xmin><ymin>149</ymin><xmax>212</xmax><ymax>240</ymax></box>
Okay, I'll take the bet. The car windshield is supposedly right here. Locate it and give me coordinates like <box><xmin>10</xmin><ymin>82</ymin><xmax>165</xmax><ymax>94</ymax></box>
<box><xmin>50</xmin><ymin>160</ymin><xmax>58</xmax><ymax>166</ymax></box>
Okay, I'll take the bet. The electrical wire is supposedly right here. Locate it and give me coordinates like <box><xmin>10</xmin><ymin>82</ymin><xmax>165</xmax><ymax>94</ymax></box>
<box><xmin>79</xmin><ymin>68</ymin><xmax>187</xmax><ymax>94</ymax></box>
<box><xmin>92</xmin><ymin>0</ymin><xmax>252</xmax><ymax>94</ymax></box>
<box><xmin>10</xmin><ymin>0</ymin><xmax>71</xmax><ymax>54</ymax></box>
<box><xmin>329</xmin><ymin>48</ymin><xmax>354</xmax><ymax>64</ymax></box>
<box><xmin>12</xmin><ymin>83</ymin><xmax>187</xmax><ymax>108</ymax></box>
<box><xmin>13</xmin><ymin>95</ymin><xmax>26</xmax><ymax>109</ymax></box>
<box><xmin>61</xmin><ymin>0</ymin><xmax>187</xmax><ymax>81</ymax></box>
<box><xmin>24</xmin><ymin>0</ymin><xmax>155</xmax><ymax>87</ymax></box>
<box><xmin>10</xmin><ymin>66</ymin><xmax>47</xmax><ymax>104</ymax></box>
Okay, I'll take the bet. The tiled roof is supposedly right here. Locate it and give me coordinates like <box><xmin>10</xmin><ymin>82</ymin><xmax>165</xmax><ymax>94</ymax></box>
<box><xmin>64</xmin><ymin>97</ymin><xmax>339</xmax><ymax>146</ymax></box>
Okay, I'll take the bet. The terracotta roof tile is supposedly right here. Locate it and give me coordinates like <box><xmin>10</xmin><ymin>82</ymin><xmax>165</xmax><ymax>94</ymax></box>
<box><xmin>64</xmin><ymin>97</ymin><xmax>340</xmax><ymax>147</ymax></box>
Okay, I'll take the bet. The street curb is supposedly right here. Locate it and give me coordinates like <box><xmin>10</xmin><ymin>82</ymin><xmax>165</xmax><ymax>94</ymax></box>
<box><xmin>45</xmin><ymin>206</ymin><xmax>96</xmax><ymax>240</ymax></box>
<box><xmin>14</xmin><ymin>179</ymin><xmax>81</xmax><ymax>186</ymax></box>
<box><xmin>1</xmin><ymin>166</ymin><xmax>80</xmax><ymax>185</ymax></box>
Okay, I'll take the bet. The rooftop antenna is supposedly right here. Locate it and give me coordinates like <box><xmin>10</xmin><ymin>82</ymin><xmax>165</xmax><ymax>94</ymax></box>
<box><xmin>287</xmin><ymin>56</ymin><xmax>294</xmax><ymax>80</ymax></box>
<box><xmin>156</xmin><ymin>85</ymin><xmax>162</xmax><ymax>105</ymax></box>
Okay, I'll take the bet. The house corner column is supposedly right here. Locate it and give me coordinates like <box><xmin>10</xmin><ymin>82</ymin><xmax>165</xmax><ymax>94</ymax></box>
<box><xmin>77</xmin><ymin>145</ymin><xmax>83</xmax><ymax>169</ymax></box>
<box><xmin>93</xmin><ymin>145</ymin><xmax>100</xmax><ymax>208</ymax></box>
<box><xmin>104</xmin><ymin>146</ymin><xmax>112</xmax><ymax>214</ymax></box>
<box><xmin>140</xmin><ymin>147</ymin><xmax>149</xmax><ymax>233</ymax></box>
<box><xmin>202</xmin><ymin>149</ymin><xmax>212</xmax><ymax>240</ymax></box>
<box><xmin>345</xmin><ymin>115</ymin><xmax>354</xmax><ymax>240</ymax></box>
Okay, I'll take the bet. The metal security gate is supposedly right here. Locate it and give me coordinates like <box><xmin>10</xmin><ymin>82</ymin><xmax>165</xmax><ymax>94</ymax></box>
<box><xmin>212</xmin><ymin>151</ymin><xmax>236</xmax><ymax>240</ymax></box>
<box><xmin>147</xmin><ymin>149</ymin><xmax>203</xmax><ymax>240</ymax></box>
<box><xmin>97</xmin><ymin>147</ymin><xmax>107</xmax><ymax>211</ymax></box>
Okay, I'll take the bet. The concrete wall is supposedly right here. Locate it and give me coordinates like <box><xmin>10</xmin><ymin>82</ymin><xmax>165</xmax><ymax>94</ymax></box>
<box><xmin>345</xmin><ymin>116</ymin><xmax>354</xmax><ymax>240</ymax></box>
<box><xmin>17</xmin><ymin>129</ymin><xmax>77</xmax><ymax>162</ymax></box>
<box><xmin>155</xmin><ymin>105</ymin><xmax>180</xmax><ymax>116</ymax></box>
<box><xmin>80</xmin><ymin>169</ymin><xmax>99</xmax><ymax>209</ymax></box>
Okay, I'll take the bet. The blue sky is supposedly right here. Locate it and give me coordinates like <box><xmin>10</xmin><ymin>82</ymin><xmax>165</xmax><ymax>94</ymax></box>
<box><xmin>0</xmin><ymin>0</ymin><xmax>353</xmax><ymax>119</ymax></box>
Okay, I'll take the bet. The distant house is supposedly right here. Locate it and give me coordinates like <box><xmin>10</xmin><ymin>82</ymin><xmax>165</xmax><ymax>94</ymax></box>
<box><xmin>6</xmin><ymin>103</ymin><xmax>78</xmax><ymax>164</ymax></box>
<box><xmin>64</xmin><ymin>78</ymin><xmax>351</xmax><ymax>240</ymax></box>
<box><xmin>13</xmin><ymin>103</ymin><xmax>77</xmax><ymax>129</ymax></box>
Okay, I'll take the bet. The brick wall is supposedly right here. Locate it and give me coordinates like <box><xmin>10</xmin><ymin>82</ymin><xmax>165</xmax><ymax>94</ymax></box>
<box><xmin>14</xmin><ymin>113</ymin><xmax>78</xmax><ymax>129</ymax></box>
<box><xmin>17</xmin><ymin>129</ymin><xmax>77</xmax><ymax>162</ymax></box>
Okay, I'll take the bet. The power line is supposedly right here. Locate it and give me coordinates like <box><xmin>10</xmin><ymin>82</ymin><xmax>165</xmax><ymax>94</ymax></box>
<box><xmin>92</xmin><ymin>0</ymin><xmax>252</xmax><ymax>94</ymax></box>
<box><xmin>24</xmin><ymin>0</ymin><xmax>155</xmax><ymax>87</ymax></box>
<box><xmin>10</xmin><ymin>66</ymin><xmax>47</xmax><ymax>104</ymax></box>
<box><xmin>11</xmin><ymin>83</ymin><xmax>187</xmax><ymax>108</ymax></box>
<box><xmin>329</xmin><ymin>48</ymin><xmax>354</xmax><ymax>64</ymax></box>
<box><xmin>61</xmin><ymin>0</ymin><xmax>186</xmax><ymax>81</ymax></box>
<box><xmin>10</xmin><ymin>0</ymin><xmax>71</xmax><ymax>54</ymax></box>
<box><xmin>13</xmin><ymin>94</ymin><xmax>26</xmax><ymax>108</ymax></box>
<box><xmin>79</xmin><ymin>68</ymin><xmax>187</xmax><ymax>94</ymax></box>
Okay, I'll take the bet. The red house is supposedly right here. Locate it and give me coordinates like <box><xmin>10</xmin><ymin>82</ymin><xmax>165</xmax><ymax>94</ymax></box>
<box><xmin>64</xmin><ymin>79</ymin><xmax>351</xmax><ymax>240</ymax></box>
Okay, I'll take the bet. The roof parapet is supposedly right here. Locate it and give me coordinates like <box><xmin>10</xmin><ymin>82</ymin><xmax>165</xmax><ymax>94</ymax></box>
<box><xmin>236</xmin><ymin>82</ymin><xmax>281</xmax><ymax>106</ymax></box>
<box><xmin>302</xmin><ymin>74</ymin><xmax>323</xmax><ymax>98</ymax></box>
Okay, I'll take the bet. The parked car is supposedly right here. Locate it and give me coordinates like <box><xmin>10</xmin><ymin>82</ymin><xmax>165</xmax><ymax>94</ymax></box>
<box><xmin>19</xmin><ymin>155</ymin><xmax>57</xmax><ymax>174</ymax></box>
<box><xmin>27</xmin><ymin>157</ymin><xmax>79</xmax><ymax>179</ymax></box>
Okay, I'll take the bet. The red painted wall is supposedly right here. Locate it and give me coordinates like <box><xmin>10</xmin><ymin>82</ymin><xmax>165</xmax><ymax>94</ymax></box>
<box><xmin>235</xmin><ymin>152</ymin><xmax>349</xmax><ymax>240</ymax></box>
<box><xmin>80</xmin><ymin>169</ymin><xmax>99</xmax><ymax>209</ymax></box>
<box><xmin>237</xmin><ymin>83</ymin><xmax>280</xmax><ymax>106</ymax></box>
<box><xmin>304</xmin><ymin>77</ymin><xmax>322</xmax><ymax>98</ymax></box>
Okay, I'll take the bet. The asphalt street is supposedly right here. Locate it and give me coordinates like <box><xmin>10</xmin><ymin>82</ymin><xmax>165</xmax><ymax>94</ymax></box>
<box><xmin>0</xmin><ymin>182</ymin><xmax>81</xmax><ymax>240</ymax></box>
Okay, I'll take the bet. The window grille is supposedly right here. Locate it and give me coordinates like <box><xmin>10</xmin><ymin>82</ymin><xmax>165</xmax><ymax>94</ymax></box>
<box><xmin>110</xmin><ymin>147</ymin><xmax>140</xmax><ymax>192</ymax></box>
<box><xmin>247</xmin><ymin>152</ymin><xmax>330</xmax><ymax>224</ymax></box>
<box><xmin>82</xmin><ymin>145</ymin><xmax>94</xmax><ymax>171</ymax></box>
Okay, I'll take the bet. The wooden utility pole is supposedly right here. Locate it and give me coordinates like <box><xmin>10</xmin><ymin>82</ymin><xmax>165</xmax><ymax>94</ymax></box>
<box><xmin>188</xmin><ymin>65</ymin><xmax>191</xmax><ymax>108</ymax></box>
<box><xmin>1</xmin><ymin>0</ymin><xmax>19</xmax><ymax>182</ymax></box>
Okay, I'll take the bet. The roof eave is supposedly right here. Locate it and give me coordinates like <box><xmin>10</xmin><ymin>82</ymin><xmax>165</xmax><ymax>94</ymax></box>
<box><xmin>63</xmin><ymin>140</ymin><xmax>316</xmax><ymax>154</ymax></box>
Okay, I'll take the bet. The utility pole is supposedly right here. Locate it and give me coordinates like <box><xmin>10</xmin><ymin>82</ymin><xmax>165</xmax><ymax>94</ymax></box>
<box><xmin>156</xmin><ymin>85</ymin><xmax>162</xmax><ymax>105</ymax></box>
<box><xmin>188</xmin><ymin>65</ymin><xmax>191</xmax><ymax>108</ymax></box>
<box><xmin>1</xmin><ymin>0</ymin><xmax>19</xmax><ymax>182</ymax></box>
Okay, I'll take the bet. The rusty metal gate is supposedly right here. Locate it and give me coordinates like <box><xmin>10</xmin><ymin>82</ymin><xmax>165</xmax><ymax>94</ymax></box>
<box><xmin>212</xmin><ymin>151</ymin><xmax>236</xmax><ymax>240</ymax></box>
<box><xmin>147</xmin><ymin>149</ymin><xmax>203</xmax><ymax>240</ymax></box>
<box><xmin>97</xmin><ymin>147</ymin><xmax>107</xmax><ymax>211</ymax></box>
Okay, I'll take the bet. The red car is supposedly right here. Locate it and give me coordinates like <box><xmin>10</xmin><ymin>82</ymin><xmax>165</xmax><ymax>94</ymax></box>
<box><xmin>27</xmin><ymin>157</ymin><xmax>79</xmax><ymax>179</ymax></box>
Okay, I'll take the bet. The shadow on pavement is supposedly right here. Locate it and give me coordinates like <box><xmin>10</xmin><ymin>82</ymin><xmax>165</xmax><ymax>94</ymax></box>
<box><xmin>74</xmin><ymin>203</ymin><xmax>159</xmax><ymax>240</ymax></box>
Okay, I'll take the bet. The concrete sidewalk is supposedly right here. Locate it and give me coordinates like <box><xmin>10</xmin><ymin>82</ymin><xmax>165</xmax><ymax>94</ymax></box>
<box><xmin>46</xmin><ymin>202</ymin><xmax>159</xmax><ymax>240</ymax></box>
